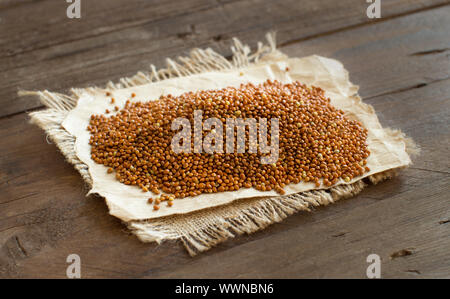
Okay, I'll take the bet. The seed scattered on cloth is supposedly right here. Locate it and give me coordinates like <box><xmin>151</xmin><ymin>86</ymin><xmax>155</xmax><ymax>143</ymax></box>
<box><xmin>88</xmin><ymin>80</ymin><xmax>370</xmax><ymax>207</ymax></box>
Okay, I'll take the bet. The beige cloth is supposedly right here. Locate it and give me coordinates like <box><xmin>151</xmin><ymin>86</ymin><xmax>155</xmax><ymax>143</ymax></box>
<box><xmin>62</xmin><ymin>55</ymin><xmax>411</xmax><ymax>222</ymax></box>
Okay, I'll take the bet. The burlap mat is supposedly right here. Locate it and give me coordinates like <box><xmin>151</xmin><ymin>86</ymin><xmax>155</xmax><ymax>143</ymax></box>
<box><xmin>23</xmin><ymin>33</ymin><xmax>417</xmax><ymax>256</ymax></box>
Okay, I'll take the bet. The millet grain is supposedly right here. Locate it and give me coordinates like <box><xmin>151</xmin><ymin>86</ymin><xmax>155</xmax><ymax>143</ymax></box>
<box><xmin>89</xmin><ymin>80</ymin><xmax>370</xmax><ymax>208</ymax></box>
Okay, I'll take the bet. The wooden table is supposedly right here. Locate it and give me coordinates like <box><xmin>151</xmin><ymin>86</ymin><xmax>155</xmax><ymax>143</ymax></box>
<box><xmin>0</xmin><ymin>0</ymin><xmax>449</xmax><ymax>278</ymax></box>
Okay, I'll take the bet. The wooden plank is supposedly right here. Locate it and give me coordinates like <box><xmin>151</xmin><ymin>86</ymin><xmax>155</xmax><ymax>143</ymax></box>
<box><xmin>1</xmin><ymin>77</ymin><xmax>448</xmax><ymax>278</ymax></box>
<box><xmin>281</xmin><ymin>6</ymin><xmax>450</xmax><ymax>101</ymax></box>
<box><xmin>147</xmin><ymin>79</ymin><xmax>450</xmax><ymax>279</ymax></box>
<box><xmin>3</xmin><ymin>0</ymin><xmax>448</xmax><ymax>60</ymax></box>
<box><xmin>1</xmin><ymin>0</ymin><xmax>449</xmax><ymax>117</ymax></box>
<box><xmin>153</xmin><ymin>173</ymin><xmax>449</xmax><ymax>278</ymax></box>
<box><xmin>1</xmin><ymin>5</ymin><xmax>449</xmax><ymax>278</ymax></box>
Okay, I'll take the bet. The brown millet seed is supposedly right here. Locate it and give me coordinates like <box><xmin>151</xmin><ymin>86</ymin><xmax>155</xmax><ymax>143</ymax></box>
<box><xmin>87</xmin><ymin>80</ymin><xmax>370</xmax><ymax>200</ymax></box>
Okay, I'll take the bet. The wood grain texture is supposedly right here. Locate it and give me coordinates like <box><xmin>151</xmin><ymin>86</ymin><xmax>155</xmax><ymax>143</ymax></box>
<box><xmin>0</xmin><ymin>2</ymin><xmax>449</xmax><ymax>278</ymax></box>
<box><xmin>1</xmin><ymin>0</ymin><xmax>449</xmax><ymax>117</ymax></box>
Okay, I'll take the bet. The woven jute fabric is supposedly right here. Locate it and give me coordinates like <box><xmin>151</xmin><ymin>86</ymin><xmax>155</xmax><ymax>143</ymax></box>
<box><xmin>24</xmin><ymin>33</ymin><xmax>417</xmax><ymax>256</ymax></box>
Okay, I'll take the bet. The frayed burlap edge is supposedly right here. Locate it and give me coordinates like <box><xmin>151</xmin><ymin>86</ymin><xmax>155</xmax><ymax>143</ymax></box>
<box><xmin>23</xmin><ymin>33</ymin><xmax>417</xmax><ymax>256</ymax></box>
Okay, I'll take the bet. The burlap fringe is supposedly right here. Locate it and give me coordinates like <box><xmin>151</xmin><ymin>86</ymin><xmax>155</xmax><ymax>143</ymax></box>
<box><xmin>23</xmin><ymin>33</ymin><xmax>413</xmax><ymax>256</ymax></box>
<box><xmin>129</xmin><ymin>180</ymin><xmax>369</xmax><ymax>256</ymax></box>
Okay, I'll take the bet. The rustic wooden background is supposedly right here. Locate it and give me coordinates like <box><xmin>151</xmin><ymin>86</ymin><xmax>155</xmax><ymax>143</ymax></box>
<box><xmin>0</xmin><ymin>0</ymin><xmax>449</xmax><ymax>278</ymax></box>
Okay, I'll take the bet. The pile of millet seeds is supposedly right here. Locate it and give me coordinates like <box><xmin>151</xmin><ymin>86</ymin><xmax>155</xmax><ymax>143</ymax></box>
<box><xmin>88</xmin><ymin>80</ymin><xmax>370</xmax><ymax>210</ymax></box>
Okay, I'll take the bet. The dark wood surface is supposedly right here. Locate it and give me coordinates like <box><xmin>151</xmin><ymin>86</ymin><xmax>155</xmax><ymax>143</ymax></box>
<box><xmin>0</xmin><ymin>0</ymin><xmax>449</xmax><ymax>278</ymax></box>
